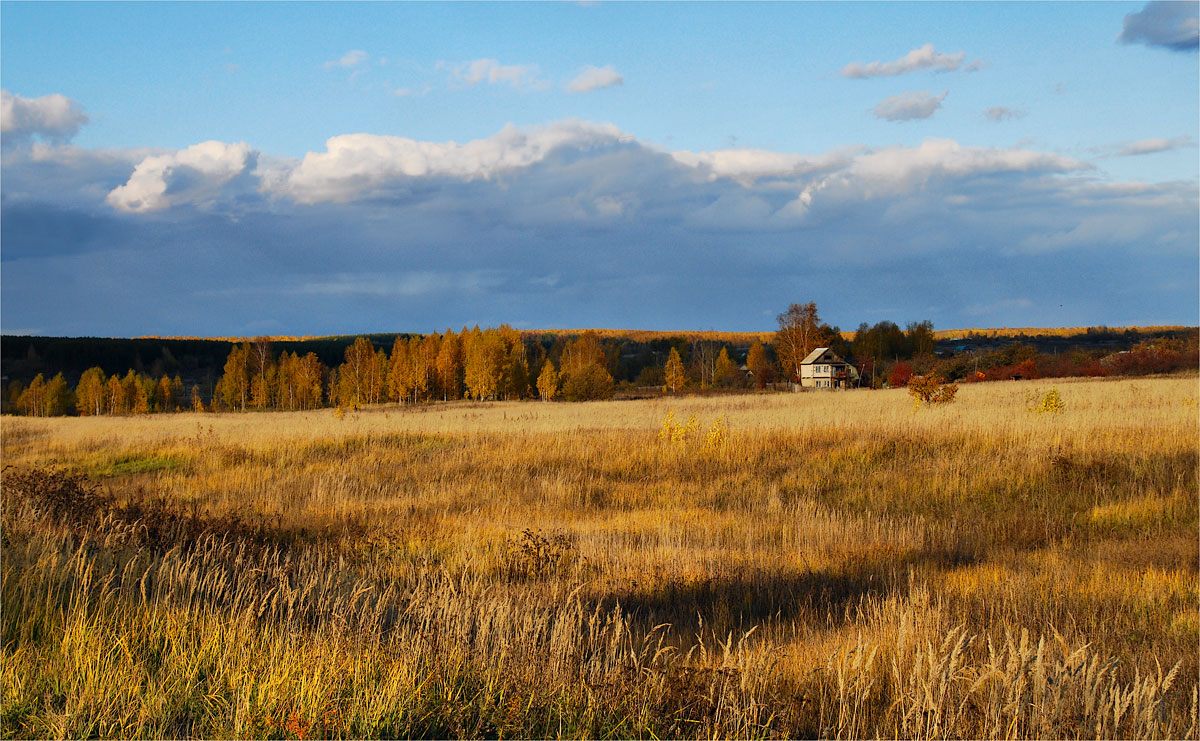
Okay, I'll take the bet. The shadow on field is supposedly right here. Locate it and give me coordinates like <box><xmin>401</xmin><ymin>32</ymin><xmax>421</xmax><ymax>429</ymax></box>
<box><xmin>595</xmin><ymin>547</ymin><xmax>976</xmax><ymax>634</ymax></box>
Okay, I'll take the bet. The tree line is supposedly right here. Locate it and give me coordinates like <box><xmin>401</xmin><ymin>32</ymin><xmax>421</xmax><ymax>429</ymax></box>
<box><xmin>4</xmin><ymin>308</ymin><xmax>1196</xmax><ymax>417</ymax></box>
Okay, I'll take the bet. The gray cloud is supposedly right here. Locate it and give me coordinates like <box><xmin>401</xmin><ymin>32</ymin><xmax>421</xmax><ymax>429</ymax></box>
<box><xmin>1119</xmin><ymin>2</ymin><xmax>1199</xmax><ymax>51</ymax></box>
<box><xmin>1115</xmin><ymin>135</ymin><xmax>1194</xmax><ymax>156</ymax></box>
<box><xmin>984</xmin><ymin>106</ymin><xmax>1026</xmax><ymax>122</ymax></box>
<box><xmin>1</xmin><ymin>119</ymin><xmax>1195</xmax><ymax>335</ymax></box>
<box><xmin>840</xmin><ymin>44</ymin><xmax>979</xmax><ymax>78</ymax></box>
<box><xmin>1</xmin><ymin>90</ymin><xmax>89</xmax><ymax>147</ymax></box>
<box><xmin>872</xmin><ymin>90</ymin><xmax>948</xmax><ymax>121</ymax></box>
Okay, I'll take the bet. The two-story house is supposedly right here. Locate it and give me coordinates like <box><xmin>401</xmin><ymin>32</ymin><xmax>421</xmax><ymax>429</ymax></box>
<box><xmin>798</xmin><ymin>347</ymin><xmax>859</xmax><ymax>389</ymax></box>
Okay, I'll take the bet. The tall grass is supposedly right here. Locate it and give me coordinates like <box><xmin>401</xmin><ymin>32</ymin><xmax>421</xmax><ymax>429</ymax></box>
<box><xmin>2</xmin><ymin>375</ymin><xmax>1196</xmax><ymax>738</ymax></box>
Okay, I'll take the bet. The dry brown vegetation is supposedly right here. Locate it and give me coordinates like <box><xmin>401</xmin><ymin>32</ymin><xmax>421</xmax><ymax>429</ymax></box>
<box><xmin>2</xmin><ymin>375</ymin><xmax>1197</xmax><ymax>738</ymax></box>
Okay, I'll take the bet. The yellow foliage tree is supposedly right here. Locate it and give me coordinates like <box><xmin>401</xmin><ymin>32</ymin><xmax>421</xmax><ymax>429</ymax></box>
<box><xmin>537</xmin><ymin>361</ymin><xmax>559</xmax><ymax>401</ymax></box>
<box><xmin>664</xmin><ymin>348</ymin><xmax>686</xmax><ymax>392</ymax></box>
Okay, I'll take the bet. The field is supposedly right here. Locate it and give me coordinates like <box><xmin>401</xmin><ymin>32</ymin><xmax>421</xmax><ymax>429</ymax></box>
<box><xmin>2</xmin><ymin>375</ymin><xmax>1197</xmax><ymax>739</ymax></box>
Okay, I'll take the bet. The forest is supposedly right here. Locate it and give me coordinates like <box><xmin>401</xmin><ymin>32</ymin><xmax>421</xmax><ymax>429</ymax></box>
<box><xmin>2</xmin><ymin>307</ymin><xmax>1196</xmax><ymax>416</ymax></box>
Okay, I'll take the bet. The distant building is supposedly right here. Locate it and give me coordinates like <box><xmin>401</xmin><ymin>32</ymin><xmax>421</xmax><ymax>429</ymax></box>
<box><xmin>799</xmin><ymin>347</ymin><xmax>859</xmax><ymax>389</ymax></box>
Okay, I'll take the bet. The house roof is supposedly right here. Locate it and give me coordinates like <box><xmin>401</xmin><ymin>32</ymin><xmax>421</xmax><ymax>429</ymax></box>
<box><xmin>801</xmin><ymin>347</ymin><xmax>830</xmax><ymax>365</ymax></box>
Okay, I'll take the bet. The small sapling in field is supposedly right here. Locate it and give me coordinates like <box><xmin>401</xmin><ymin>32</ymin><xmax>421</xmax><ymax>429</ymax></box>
<box><xmin>907</xmin><ymin>374</ymin><xmax>958</xmax><ymax>408</ymax></box>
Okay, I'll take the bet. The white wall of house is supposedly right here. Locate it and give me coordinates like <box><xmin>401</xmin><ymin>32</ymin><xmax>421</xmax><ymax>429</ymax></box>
<box><xmin>799</xmin><ymin>363</ymin><xmax>839</xmax><ymax>388</ymax></box>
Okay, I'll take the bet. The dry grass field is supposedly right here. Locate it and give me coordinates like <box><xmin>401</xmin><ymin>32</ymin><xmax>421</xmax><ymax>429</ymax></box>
<box><xmin>2</xmin><ymin>375</ymin><xmax>1197</xmax><ymax>739</ymax></box>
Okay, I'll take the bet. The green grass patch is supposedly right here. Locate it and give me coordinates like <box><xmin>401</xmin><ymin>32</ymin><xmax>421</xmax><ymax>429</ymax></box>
<box><xmin>84</xmin><ymin>453</ymin><xmax>185</xmax><ymax>478</ymax></box>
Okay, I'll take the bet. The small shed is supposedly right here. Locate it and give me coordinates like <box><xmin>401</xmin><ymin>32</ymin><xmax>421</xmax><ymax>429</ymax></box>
<box><xmin>799</xmin><ymin>347</ymin><xmax>859</xmax><ymax>389</ymax></box>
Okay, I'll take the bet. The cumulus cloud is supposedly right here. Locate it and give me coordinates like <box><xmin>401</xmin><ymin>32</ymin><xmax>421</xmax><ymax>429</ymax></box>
<box><xmin>671</xmin><ymin>147</ymin><xmax>859</xmax><ymax>184</ymax></box>
<box><xmin>106</xmin><ymin>140</ymin><xmax>255</xmax><ymax>213</ymax></box>
<box><xmin>872</xmin><ymin>90</ymin><xmax>948</xmax><ymax>121</ymax></box>
<box><xmin>566</xmin><ymin>65</ymin><xmax>624</xmax><ymax>93</ymax></box>
<box><xmin>842</xmin><ymin>138</ymin><xmax>1084</xmax><ymax>186</ymax></box>
<box><xmin>1</xmin><ymin>90</ymin><xmax>89</xmax><ymax>146</ymax></box>
<box><xmin>840</xmin><ymin>44</ymin><xmax>978</xmax><ymax>78</ymax></box>
<box><xmin>984</xmin><ymin>106</ymin><xmax>1026</xmax><ymax>122</ymax></box>
<box><xmin>325</xmin><ymin>50</ymin><xmax>368</xmax><ymax>68</ymax></box>
<box><xmin>452</xmin><ymin>58</ymin><xmax>544</xmax><ymax>89</ymax></box>
<box><xmin>1115</xmin><ymin>135</ymin><xmax>1194</xmax><ymax>156</ymax></box>
<box><xmin>4</xmin><ymin>115</ymin><xmax>1194</xmax><ymax>335</ymax></box>
<box><xmin>269</xmin><ymin>120</ymin><xmax>629</xmax><ymax>204</ymax></box>
<box><xmin>1118</xmin><ymin>2</ymin><xmax>1199</xmax><ymax>51</ymax></box>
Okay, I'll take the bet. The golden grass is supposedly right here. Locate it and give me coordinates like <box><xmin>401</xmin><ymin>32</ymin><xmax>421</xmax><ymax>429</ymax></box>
<box><xmin>2</xmin><ymin>375</ymin><xmax>1196</xmax><ymax>738</ymax></box>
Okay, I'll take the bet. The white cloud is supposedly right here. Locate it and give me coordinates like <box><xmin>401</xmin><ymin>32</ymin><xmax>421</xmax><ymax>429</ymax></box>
<box><xmin>452</xmin><ymin>58</ymin><xmax>544</xmax><ymax>89</ymax></box>
<box><xmin>100</xmin><ymin>123</ymin><xmax>1089</xmax><ymax>221</ymax></box>
<box><xmin>840</xmin><ymin>44</ymin><xmax>977</xmax><ymax>78</ymax></box>
<box><xmin>271</xmin><ymin>120</ymin><xmax>628</xmax><ymax>204</ymax></box>
<box><xmin>106</xmin><ymin>140</ymin><xmax>255</xmax><ymax>213</ymax></box>
<box><xmin>984</xmin><ymin>106</ymin><xmax>1026</xmax><ymax>122</ymax></box>
<box><xmin>670</xmin><ymin>147</ymin><xmax>858</xmax><ymax>184</ymax></box>
<box><xmin>325</xmin><ymin>50</ymin><xmax>368</xmax><ymax>68</ymax></box>
<box><xmin>845</xmin><ymin>138</ymin><xmax>1084</xmax><ymax>184</ymax></box>
<box><xmin>1</xmin><ymin>89</ymin><xmax>89</xmax><ymax>146</ymax></box>
<box><xmin>566</xmin><ymin>65</ymin><xmax>624</xmax><ymax>93</ymax></box>
<box><xmin>1116</xmin><ymin>135</ymin><xmax>1194</xmax><ymax>156</ymax></box>
<box><xmin>872</xmin><ymin>90</ymin><xmax>948</xmax><ymax>121</ymax></box>
<box><xmin>1118</xmin><ymin>2</ymin><xmax>1199</xmax><ymax>52</ymax></box>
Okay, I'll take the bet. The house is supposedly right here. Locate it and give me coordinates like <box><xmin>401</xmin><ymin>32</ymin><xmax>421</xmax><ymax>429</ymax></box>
<box><xmin>799</xmin><ymin>347</ymin><xmax>859</xmax><ymax>389</ymax></box>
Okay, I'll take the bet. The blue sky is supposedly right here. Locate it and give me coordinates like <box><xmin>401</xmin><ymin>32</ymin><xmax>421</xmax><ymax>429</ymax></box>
<box><xmin>2</xmin><ymin>1</ymin><xmax>1197</xmax><ymax>336</ymax></box>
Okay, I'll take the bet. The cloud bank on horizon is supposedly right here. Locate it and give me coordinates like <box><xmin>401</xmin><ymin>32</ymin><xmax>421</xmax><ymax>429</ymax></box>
<box><xmin>2</xmin><ymin>86</ymin><xmax>1194</xmax><ymax>337</ymax></box>
<box><xmin>0</xmin><ymin>2</ymin><xmax>1196</xmax><ymax>336</ymax></box>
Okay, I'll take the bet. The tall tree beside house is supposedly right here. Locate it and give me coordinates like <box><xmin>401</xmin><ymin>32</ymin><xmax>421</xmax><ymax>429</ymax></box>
<box><xmin>853</xmin><ymin>320</ymin><xmax>908</xmax><ymax>387</ymax></box>
<box><xmin>906</xmin><ymin>320</ymin><xmax>936</xmax><ymax>357</ymax></box>
<box><xmin>775</xmin><ymin>302</ymin><xmax>829</xmax><ymax>383</ymax></box>
<box><xmin>664</xmin><ymin>348</ymin><xmax>686</xmax><ymax>392</ymax></box>
<box><xmin>536</xmin><ymin>360</ymin><xmax>559</xmax><ymax>401</ymax></box>
<box><xmin>75</xmin><ymin>367</ymin><xmax>107</xmax><ymax>416</ymax></box>
<box><xmin>746</xmin><ymin>341</ymin><xmax>772</xmax><ymax>389</ymax></box>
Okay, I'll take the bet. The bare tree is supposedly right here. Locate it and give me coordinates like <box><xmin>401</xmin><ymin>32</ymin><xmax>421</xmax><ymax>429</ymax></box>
<box><xmin>775</xmin><ymin>302</ymin><xmax>826</xmax><ymax>383</ymax></box>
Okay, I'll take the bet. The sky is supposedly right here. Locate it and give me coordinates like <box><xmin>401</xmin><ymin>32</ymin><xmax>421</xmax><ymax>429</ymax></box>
<box><xmin>1</xmin><ymin>1</ymin><xmax>1197</xmax><ymax>337</ymax></box>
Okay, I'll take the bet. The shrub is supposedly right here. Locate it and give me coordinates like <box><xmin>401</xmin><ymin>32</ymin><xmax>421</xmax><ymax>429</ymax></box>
<box><xmin>908</xmin><ymin>374</ymin><xmax>958</xmax><ymax>406</ymax></box>
<box><xmin>1035</xmin><ymin>388</ymin><xmax>1065</xmax><ymax>414</ymax></box>
<box><xmin>888</xmin><ymin>361</ymin><xmax>914</xmax><ymax>388</ymax></box>
<box><xmin>561</xmin><ymin>363</ymin><xmax>615</xmax><ymax>401</ymax></box>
